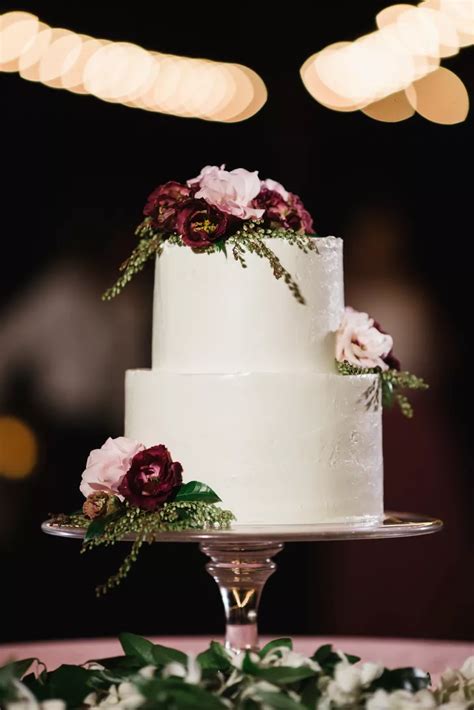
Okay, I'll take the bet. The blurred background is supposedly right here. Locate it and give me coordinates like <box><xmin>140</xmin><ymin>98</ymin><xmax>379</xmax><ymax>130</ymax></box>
<box><xmin>0</xmin><ymin>0</ymin><xmax>473</xmax><ymax>644</ymax></box>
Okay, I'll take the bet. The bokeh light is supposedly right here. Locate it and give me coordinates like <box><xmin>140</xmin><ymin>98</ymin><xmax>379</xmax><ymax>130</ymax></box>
<box><xmin>0</xmin><ymin>12</ymin><xmax>40</xmax><ymax>72</ymax></box>
<box><xmin>0</xmin><ymin>10</ymin><xmax>267</xmax><ymax>122</ymax></box>
<box><xmin>405</xmin><ymin>66</ymin><xmax>469</xmax><ymax>124</ymax></box>
<box><xmin>0</xmin><ymin>416</ymin><xmax>38</xmax><ymax>480</ymax></box>
<box><xmin>300</xmin><ymin>1</ymin><xmax>470</xmax><ymax>123</ymax></box>
<box><xmin>362</xmin><ymin>90</ymin><xmax>415</xmax><ymax>122</ymax></box>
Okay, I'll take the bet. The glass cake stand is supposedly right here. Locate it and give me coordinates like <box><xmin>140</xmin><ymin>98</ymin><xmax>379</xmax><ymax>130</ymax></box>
<box><xmin>42</xmin><ymin>512</ymin><xmax>442</xmax><ymax>652</ymax></box>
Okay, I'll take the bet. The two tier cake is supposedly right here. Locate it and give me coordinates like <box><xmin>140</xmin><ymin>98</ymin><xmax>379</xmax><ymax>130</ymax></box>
<box><xmin>125</xmin><ymin>235</ymin><xmax>383</xmax><ymax>525</ymax></box>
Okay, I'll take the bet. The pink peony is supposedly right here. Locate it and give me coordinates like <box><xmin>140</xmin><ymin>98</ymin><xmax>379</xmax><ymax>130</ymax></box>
<box><xmin>79</xmin><ymin>437</ymin><xmax>145</xmax><ymax>499</ymax></box>
<box><xmin>336</xmin><ymin>307</ymin><xmax>394</xmax><ymax>371</ymax></box>
<box><xmin>187</xmin><ymin>165</ymin><xmax>264</xmax><ymax>220</ymax></box>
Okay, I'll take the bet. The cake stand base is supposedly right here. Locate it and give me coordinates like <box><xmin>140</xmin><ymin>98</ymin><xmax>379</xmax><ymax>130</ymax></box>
<box><xmin>42</xmin><ymin>512</ymin><xmax>442</xmax><ymax>652</ymax></box>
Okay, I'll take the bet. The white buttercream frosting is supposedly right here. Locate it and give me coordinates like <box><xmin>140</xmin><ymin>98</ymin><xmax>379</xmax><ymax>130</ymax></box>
<box><xmin>125</xmin><ymin>371</ymin><xmax>383</xmax><ymax>525</ymax></box>
<box><xmin>152</xmin><ymin>237</ymin><xmax>344</xmax><ymax>374</ymax></box>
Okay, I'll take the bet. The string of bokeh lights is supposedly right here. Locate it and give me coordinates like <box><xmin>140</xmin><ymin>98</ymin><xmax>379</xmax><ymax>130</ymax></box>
<box><xmin>300</xmin><ymin>0</ymin><xmax>472</xmax><ymax>124</ymax></box>
<box><xmin>0</xmin><ymin>11</ymin><xmax>267</xmax><ymax>122</ymax></box>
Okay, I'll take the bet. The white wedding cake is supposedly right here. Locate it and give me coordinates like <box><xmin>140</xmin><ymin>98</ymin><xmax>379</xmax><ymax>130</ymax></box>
<box><xmin>125</xmin><ymin>235</ymin><xmax>384</xmax><ymax>525</ymax></box>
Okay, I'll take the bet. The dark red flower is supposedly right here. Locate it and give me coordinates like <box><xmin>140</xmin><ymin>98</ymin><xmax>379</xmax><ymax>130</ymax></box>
<box><xmin>143</xmin><ymin>181</ymin><xmax>191</xmax><ymax>231</ymax></box>
<box><xmin>176</xmin><ymin>198</ymin><xmax>230</xmax><ymax>248</ymax></box>
<box><xmin>252</xmin><ymin>189</ymin><xmax>315</xmax><ymax>235</ymax></box>
<box><xmin>286</xmin><ymin>193</ymin><xmax>315</xmax><ymax>235</ymax></box>
<box><xmin>252</xmin><ymin>188</ymin><xmax>289</xmax><ymax>227</ymax></box>
<box><xmin>118</xmin><ymin>445</ymin><xmax>183</xmax><ymax>511</ymax></box>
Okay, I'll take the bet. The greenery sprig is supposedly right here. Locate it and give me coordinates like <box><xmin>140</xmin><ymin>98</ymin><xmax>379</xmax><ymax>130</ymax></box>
<box><xmin>102</xmin><ymin>218</ymin><xmax>318</xmax><ymax>305</ymax></box>
<box><xmin>50</xmin><ymin>499</ymin><xmax>234</xmax><ymax>597</ymax></box>
<box><xmin>336</xmin><ymin>360</ymin><xmax>429</xmax><ymax>418</ymax></box>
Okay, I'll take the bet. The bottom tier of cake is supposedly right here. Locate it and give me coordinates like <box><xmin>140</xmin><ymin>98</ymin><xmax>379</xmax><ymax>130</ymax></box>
<box><xmin>125</xmin><ymin>370</ymin><xmax>384</xmax><ymax>526</ymax></box>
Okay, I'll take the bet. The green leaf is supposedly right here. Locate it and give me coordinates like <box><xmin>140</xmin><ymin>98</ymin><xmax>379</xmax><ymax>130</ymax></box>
<box><xmin>242</xmin><ymin>653</ymin><xmax>316</xmax><ymax>684</ymax></box>
<box><xmin>214</xmin><ymin>240</ymin><xmax>228</xmax><ymax>257</ymax></box>
<box><xmin>84</xmin><ymin>510</ymin><xmax>123</xmax><ymax>542</ymax></box>
<box><xmin>23</xmin><ymin>665</ymin><xmax>93</xmax><ymax>706</ymax></box>
<box><xmin>0</xmin><ymin>659</ymin><xmax>38</xmax><ymax>703</ymax></box>
<box><xmin>174</xmin><ymin>481</ymin><xmax>221</xmax><ymax>504</ymax></box>
<box><xmin>119</xmin><ymin>632</ymin><xmax>156</xmax><ymax>665</ymax></box>
<box><xmin>197</xmin><ymin>641</ymin><xmax>231</xmax><ymax>671</ymax></box>
<box><xmin>151</xmin><ymin>643</ymin><xmax>188</xmax><ymax>666</ymax></box>
<box><xmin>0</xmin><ymin>658</ymin><xmax>36</xmax><ymax>684</ymax></box>
<box><xmin>139</xmin><ymin>678</ymin><xmax>227</xmax><ymax>708</ymax></box>
<box><xmin>260</xmin><ymin>638</ymin><xmax>293</xmax><ymax>658</ymax></box>
<box><xmin>370</xmin><ymin>667</ymin><xmax>431</xmax><ymax>693</ymax></box>
<box><xmin>257</xmin><ymin>691</ymin><xmax>306</xmax><ymax>709</ymax></box>
<box><xmin>90</xmin><ymin>655</ymin><xmax>143</xmax><ymax>672</ymax></box>
<box><xmin>300</xmin><ymin>676</ymin><xmax>321</xmax><ymax>708</ymax></box>
<box><xmin>120</xmin><ymin>633</ymin><xmax>187</xmax><ymax>667</ymax></box>
<box><xmin>382</xmin><ymin>379</ymin><xmax>394</xmax><ymax>408</ymax></box>
<box><xmin>312</xmin><ymin>644</ymin><xmax>359</xmax><ymax>675</ymax></box>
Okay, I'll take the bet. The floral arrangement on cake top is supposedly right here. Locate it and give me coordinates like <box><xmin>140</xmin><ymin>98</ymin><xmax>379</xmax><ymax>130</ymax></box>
<box><xmin>336</xmin><ymin>307</ymin><xmax>428</xmax><ymax>418</ymax></box>
<box><xmin>2</xmin><ymin>633</ymin><xmax>473</xmax><ymax>709</ymax></box>
<box><xmin>103</xmin><ymin>165</ymin><xmax>318</xmax><ymax>305</ymax></box>
<box><xmin>50</xmin><ymin>437</ymin><xmax>234</xmax><ymax>596</ymax></box>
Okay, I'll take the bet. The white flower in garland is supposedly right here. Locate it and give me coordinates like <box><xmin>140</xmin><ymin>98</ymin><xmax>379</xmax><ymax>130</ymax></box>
<box><xmin>367</xmin><ymin>688</ymin><xmax>438</xmax><ymax>709</ymax></box>
<box><xmin>263</xmin><ymin>646</ymin><xmax>321</xmax><ymax>671</ymax></box>
<box><xmin>162</xmin><ymin>655</ymin><xmax>201</xmax><ymax>685</ymax></box>
<box><xmin>83</xmin><ymin>683</ymin><xmax>144</xmax><ymax>709</ymax></box>
<box><xmin>336</xmin><ymin>306</ymin><xmax>394</xmax><ymax>371</ymax></box>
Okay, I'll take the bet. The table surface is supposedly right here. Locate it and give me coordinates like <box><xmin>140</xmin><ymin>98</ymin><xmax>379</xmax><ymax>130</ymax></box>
<box><xmin>1</xmin><ymin>636</ymin><xmax>472</xmax><ymax>681</ymax></box>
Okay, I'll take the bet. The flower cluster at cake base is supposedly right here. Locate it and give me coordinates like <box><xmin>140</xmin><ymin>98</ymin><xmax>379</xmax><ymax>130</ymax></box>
<box><xmin>336</xmin><ymin>307</ymin><xmax>428</xmax><ymax>418</ymax></box>
<box><xmin>2</xmin><ymin>634</ymin><xmax>473</xmax><ymax>709</ymax></box>
<box><xmin>103</xmin><ymin>165</ymin><xmax>319</xmax><ymax>305</ymax></box>
<box><xmin>50</xmin><ymin>437</ymin><xmax>234</xmax><ymax>596</ymax></box>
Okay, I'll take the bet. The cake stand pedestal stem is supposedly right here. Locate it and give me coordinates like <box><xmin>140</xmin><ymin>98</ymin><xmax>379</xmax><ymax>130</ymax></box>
<box><xmin>200</xmin><ymin>541</ymin><xmax>284</xmax><ymax>653</ymax></box>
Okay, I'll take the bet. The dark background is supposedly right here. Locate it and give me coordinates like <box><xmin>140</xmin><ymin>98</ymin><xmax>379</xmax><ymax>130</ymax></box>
<box><xmin>0</xmin><ymin>1</ymin><xmax>473</xmax><ymax>644</ymax></box>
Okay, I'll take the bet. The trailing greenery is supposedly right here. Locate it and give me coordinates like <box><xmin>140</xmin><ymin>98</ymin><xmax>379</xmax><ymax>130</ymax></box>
<box><xmin>2</xmin><ymin>632</ymin><xmax>471</xmax><ymax>708</ymax></box>
<box><xmin>102</xmin><ymin>218</ymin><xmax>318</xmax><ymax>304</ymax></box>
<box><xmin>336</xmin><ymin>360</ymin><xmax>429</xmax><ymax>418</ymax></box>
<box><xmin>102</xmin><ymin>220</ymin><xmax>164</xmax><ymax>300</ymax></box>
<box><xmin>50</xmin><ymin>500</ymin><xmax>234</xmax><ymax>597</ymax></box>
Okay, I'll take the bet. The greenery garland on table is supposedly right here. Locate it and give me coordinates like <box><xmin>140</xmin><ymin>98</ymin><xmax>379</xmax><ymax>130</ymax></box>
<box><xmin>1</xmin><ymin>633</ymin><xmax>473</xmax><ymax>709</ymax></box>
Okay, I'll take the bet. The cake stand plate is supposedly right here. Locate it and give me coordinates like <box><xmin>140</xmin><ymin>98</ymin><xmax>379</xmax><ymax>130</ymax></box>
<box><xmin>42</xmin><ymin>512</ymin><xmax>442</xmax><ymax>652</ymax></box>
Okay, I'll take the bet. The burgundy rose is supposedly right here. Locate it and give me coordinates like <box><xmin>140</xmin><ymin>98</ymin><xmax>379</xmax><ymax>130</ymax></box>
<box><xmin>252</xmin><ymin>189</ymin><xmax>315</xmax><ymax>235</ymax></box>
<box><xmin>176</xmin><ymin>198</ymin><xmax>230</xmax><ymax>248</ymax></box>
<box><xmin>118</xmin><ymin>445</ymin><xmax>183</xmax><ymax>511</ymax></box>
<box><xmin>143</xmin><ymin>181</ymin><xmax>191</xmax><ymax>231</ymax></box>
<box><xmin>252</xmin><ymin>188</ymin><xmax>289</xmax><ymax>227</ymax></box>
<box><xmin>286</xmin><ymin>193</ymin><xmax>315</xmax><ymax>235</ymax></box>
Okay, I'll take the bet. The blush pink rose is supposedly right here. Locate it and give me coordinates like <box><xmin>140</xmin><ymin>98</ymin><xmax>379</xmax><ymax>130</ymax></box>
<box><xmin>336</xmin><ymin>307</ymin><xmax>393</xmax><ymax>371</ymax></box>
<box><xmin>79</xmin><ymin>436</ymin><xmax>145</xmax><ymax>499</ymax></box>
<box><xmin>187</xmin><ymin>165</ymin><xmax>264</xmax><ymax>220</ymax></box>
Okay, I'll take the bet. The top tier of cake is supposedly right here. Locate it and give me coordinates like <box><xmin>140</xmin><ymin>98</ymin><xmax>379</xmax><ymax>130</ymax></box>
<box><xmin>152</xmin><ymin>236</ymin><xmax>344</xmax><ymax>374</ymax></box>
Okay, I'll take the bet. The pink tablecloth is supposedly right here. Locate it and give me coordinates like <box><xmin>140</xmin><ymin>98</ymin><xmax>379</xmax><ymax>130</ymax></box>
<box><xmin>0</xmin><ymin>636</ymin><xmax>472</xmax><ymax>680</ymax></box>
